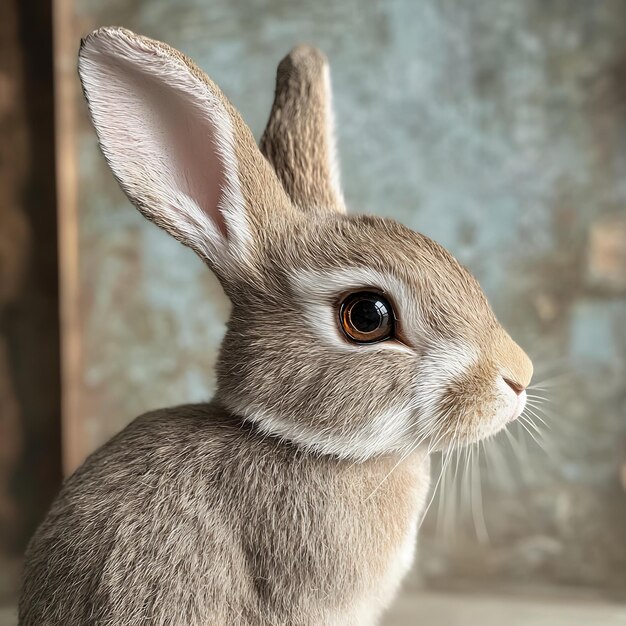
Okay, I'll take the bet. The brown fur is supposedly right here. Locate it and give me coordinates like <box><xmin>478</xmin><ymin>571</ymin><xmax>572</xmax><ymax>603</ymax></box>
<box><xmin>19</xmin><ymin>28</ymin><xmax>532</xmax><ymax>625</ymax></box>
<box><xmin>261</xmin><ymin>45</ymin><xmax>345</xmax><ymax>213</ymax></box>
<box><xmin>20</xmin><ymin>405</ymin><xmax>429</xmax><ymax>625</ymax></box>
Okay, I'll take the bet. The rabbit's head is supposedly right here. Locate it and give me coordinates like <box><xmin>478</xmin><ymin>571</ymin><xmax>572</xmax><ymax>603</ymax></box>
<box><xmin>79</xmin><ymin>28</ymin><xmax>532</xmax><ymax>461</ymax></box>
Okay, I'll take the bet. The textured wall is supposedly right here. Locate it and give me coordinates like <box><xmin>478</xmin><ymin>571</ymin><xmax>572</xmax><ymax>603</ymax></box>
<box><xmin>68</xmin><ymin>0</ymin><xmax>626</xmax><ymax>599</ymax></box>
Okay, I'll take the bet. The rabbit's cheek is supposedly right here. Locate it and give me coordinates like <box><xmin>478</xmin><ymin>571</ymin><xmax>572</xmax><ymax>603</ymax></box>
<box><xmin>413</xmin><ymin>340</ymin><xmax>479</xmax><ymax>423</ymax></box>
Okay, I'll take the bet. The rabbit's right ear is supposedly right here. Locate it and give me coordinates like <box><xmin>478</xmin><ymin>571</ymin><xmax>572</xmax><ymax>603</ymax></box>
<box><xmin>78</xmin><ymin>27</ymin><xmax>293</xmax><ymax>277</ymax></box>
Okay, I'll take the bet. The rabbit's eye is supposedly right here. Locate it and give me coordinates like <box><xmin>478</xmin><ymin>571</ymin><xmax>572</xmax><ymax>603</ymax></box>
<box><xmin>339</xmin><ymin>292</ymin><xmax>394</xmax><ymax>344</ymax></box>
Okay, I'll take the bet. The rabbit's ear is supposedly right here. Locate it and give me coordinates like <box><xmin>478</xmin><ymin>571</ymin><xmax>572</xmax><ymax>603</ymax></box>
<box><xmin>78</xmin><ymin>27</ymin><xmax>292</xmax><ymax>276</ymax></box>
<box><xmin>260</xmin><ymin>46</ymin><xmax>345</xmax><ymax>214</ymax></box>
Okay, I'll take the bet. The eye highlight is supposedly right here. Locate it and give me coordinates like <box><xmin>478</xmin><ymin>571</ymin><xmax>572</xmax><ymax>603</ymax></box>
<box><xmin>339</xmin><ymin>292</ymin><xmax>394</xmax><ymax>344</ymax></box>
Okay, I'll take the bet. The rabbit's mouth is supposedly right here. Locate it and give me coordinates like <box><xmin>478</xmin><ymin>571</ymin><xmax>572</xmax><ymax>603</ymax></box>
<box><xmin>420</xmin><ymin>359</ymin><xmax>533</xmax><ymax>452</ymax></box>
<box><xmin>507</xmin><ymin>388</ymin><xmax>527</xmax><ymax>423</ymax></box>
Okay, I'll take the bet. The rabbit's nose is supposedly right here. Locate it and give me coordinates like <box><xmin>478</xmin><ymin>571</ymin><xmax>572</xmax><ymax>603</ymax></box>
<box><xmin>493</xmin><ymin>328</ymin><xmax>533</xmax><ymax>391</ymax></box>
<box><xmin>503</xmin><ymin>377</ymin><xmax>525</xmax><ymax>396</ymax></box>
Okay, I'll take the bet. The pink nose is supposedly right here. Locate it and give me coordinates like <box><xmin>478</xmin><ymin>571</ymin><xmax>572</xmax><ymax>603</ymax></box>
<box><xmin>504</xmin><ymin>377</ymin><xmax>525</xmax><ymax>396</ymax></box>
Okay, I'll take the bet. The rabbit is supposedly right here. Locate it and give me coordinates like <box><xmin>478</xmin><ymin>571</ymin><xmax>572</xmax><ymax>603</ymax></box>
<box><xmin>19</xmin><ymin>27</ymin><xmax>533</xmax><ymax>626</ymax></box>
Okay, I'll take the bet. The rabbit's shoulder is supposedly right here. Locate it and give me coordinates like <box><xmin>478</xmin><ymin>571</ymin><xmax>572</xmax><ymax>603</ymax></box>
<box><xmin>57</xmin><ymin>402</ymin><xmax>269</xmax><ymax>504</ymax></box>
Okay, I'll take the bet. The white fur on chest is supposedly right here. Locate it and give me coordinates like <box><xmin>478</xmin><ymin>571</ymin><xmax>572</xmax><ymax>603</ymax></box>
<box><xmin>328</xmin><ymin>462</ymin><xmax>430</xmax><ymax>626</ymax></box>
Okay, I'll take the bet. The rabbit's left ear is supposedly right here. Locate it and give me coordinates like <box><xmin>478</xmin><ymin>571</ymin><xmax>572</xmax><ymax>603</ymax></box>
<box><xmin>78</xmin><ymin>27</ymin><xmax>293</xmax><ymax>278</ymax></box>
<box><xmin>261</xmin><ymin>45</ymin><xmax>346</xmax><ymax>215</ymax></box>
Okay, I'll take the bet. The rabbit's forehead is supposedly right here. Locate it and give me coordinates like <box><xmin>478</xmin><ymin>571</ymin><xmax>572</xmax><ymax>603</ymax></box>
<box><xmin>281</xmin><ymin>214</ymin><xmax>468</xmax><ymax>281</ymax></box>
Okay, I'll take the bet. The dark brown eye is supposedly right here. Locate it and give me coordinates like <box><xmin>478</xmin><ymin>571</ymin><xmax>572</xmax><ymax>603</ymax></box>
<box><xmin>339</xmin><ymin>292</ymin><xmax>394</xmax><ymax>343</ymax></box>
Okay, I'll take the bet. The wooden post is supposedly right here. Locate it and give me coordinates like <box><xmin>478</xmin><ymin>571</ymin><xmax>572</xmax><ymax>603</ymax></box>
<box><xmin>0</xmin><ymin>0</ymin><xmax>62</xmax><ymax>603</ymax></box>
<box><xmin>53</xmin><ymin>0</ymin><xmax>84</xmax><ymax>475</ymax></box>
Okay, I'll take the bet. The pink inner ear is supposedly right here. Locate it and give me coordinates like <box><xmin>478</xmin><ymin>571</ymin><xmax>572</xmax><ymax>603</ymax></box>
<box><xmin>100</xmin><ymin>55</ymin><xmax>231</xmax><ymax>240</ymax></box>
<box><xmin>168</xmin><ymin>100</ymin><xmax>229</xmax><ymax>239</ymax></box>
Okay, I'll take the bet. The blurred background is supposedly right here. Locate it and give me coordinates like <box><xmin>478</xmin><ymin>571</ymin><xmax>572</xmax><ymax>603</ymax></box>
<box><xmin>1</xmin><ymin>0</ymin><xmax>626</xmax><ymax>624</ymax></box>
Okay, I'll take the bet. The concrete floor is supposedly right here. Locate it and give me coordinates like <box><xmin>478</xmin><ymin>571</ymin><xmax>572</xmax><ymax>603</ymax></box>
<box><xmin>3</xmin><ymin>592</ymin><xmax>626</xmax><ymax>625</ymax></box>
<box><xmin>383</xmin><ymin>591</ymin><xmax>626</xmax><ymax>626</ymax></box>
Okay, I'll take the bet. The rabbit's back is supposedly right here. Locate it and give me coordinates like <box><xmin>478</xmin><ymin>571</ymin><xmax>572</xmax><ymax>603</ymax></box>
<box><xmin>20</xmin><ymin>404</ymin><xmax>429</xmax><ymax>626</ymax></box>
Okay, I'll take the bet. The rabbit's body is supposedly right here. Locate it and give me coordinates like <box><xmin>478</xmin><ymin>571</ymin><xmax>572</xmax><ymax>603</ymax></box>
<box><xmin>21</xmin><ymin>404</ymin><xmax>429</xmax><ymax>626</ymax></box>
<box><xmin>20</xmin><ymin>28</ymin><xmax>533</xmax><ymax>625</ymax></box>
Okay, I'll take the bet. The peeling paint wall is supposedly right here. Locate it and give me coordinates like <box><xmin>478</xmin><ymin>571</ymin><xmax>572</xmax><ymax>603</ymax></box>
<box><xmin>71</xmin><ymin>0</ymin><xmax>626</xmax><ymax>598</ymax></box>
